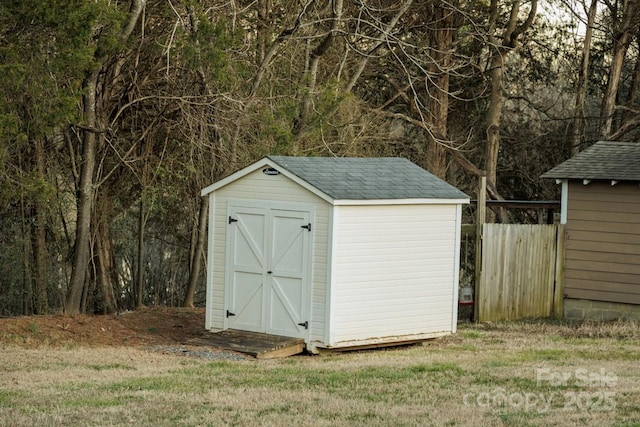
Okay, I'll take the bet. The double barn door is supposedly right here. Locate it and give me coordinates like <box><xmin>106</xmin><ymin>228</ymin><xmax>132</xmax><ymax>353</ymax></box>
<box><xmin>225</xmin><ymin>203</ymin><xmax>312</xmax><ymax>339</ymax></box>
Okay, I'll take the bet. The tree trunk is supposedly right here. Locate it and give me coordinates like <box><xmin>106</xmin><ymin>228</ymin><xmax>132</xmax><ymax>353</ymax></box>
<box><xmin>135</xmin><ymin>197</ymin><xmax>146</xmax><ymax>309</ymax></box>
<box><xmin>183</xmin><ymin>196</ymin><xmax>209</xmax><ymax>307</ymax></box>
<box><xmin>66</xmin><ymin>69</ymin><xmax>100</xmax><ymax>314</ymax></box>
<box><xmin>485</xmin><ymin>53</ymin><xmax>503</xmax><ymax>189</ymax></box>
<box><xmin>256</xmin><ymin>0</ymin><xmax>271</xmax><ymax>64</ymax></box>
<box><xmin>425</xmin><ymin>4</ymin><xmax>453</xmax><ymax>179</ymax></box>
<box><xmin>66</xmin><ymin>0</ymin><xmax>145</xmax><ymax>314</ymax></box>
<box><xmin>600</xmin><ymin>0</ymin><xmax>638</xmax><ymax>138</ymax></box>
<box><xmin>32</xmin><ymin>137</ymin><xmax>49</xmax><ymax>314</ymax></box>
<box><xmin>623</xmin><ymin>39</ymin><xmax>640</xmax><ymax>119</ymax></box>
<box><xmin>484</xmin><ymin>0</ymin><xmax>536</xmax><ymax>222</ymax></box>
<box><xmin>20</xmin><ymin>193</ymin><xmax>33</xmax><ymax>315</ymax></box>
<box><xmin>570</xmin><ymin>0</ymin><xmax>597</xmax><ymax>155</ymax></box>
<box><xmin>600</xmin><ymin>35</ymin><xmax>631</xmax><ymax>137</ymax></box>
<box><xmin>93</xmin><ymin>193</ymin><xmax>117</xmax><ymax>314</ymax></box>
<box><xmin>95</xmin><ymin>232</ymin><xmax>117</xmax><ymax>314</ymax></box>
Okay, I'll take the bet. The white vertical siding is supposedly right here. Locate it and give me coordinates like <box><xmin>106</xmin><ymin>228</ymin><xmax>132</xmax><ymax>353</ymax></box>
<box><xmin>330</xmin><ymin>204</ymin><xmax>459</xmax><ymax>345</ymax></box>
<box><xmin>450</xmin><ymin>204</ymin><xmax>462</xmax><ymax>333</ymax></box>
<box><xmin>204</xmin><ymin>193</ymin><xmax>217</xmax><ymax>331</ymax></box>
<box><xmin>206</xmin><ymin>169</ymin><xmax>330</xmax><ymax>345</ymax></box>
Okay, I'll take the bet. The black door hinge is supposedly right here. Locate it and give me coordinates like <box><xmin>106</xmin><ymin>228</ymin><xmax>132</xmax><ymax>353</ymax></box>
<box><xmin>297</xmin><ymin>321</ymin><xmax>308</xmax><ymax>330</ymax></box>
<box><xmin>301</xmin><ymin>223</ymin><xmax>311</xmax><ymax>232</ymax></box>
<box><xmin>228</xmin><ymin>216</ymin><xmax>238</xmax><ymax>224</ymax></box>
<box><xmin>226</xmin><ymin>310</ymin><xmax>235</xmax><ymax>318</ymax></box>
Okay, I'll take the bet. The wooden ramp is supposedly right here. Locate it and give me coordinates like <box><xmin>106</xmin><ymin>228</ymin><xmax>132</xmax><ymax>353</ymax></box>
<box><xmin>187</xmin><ymin>330</ymin><xmax>305</xmax><ymax>359</ymax></box>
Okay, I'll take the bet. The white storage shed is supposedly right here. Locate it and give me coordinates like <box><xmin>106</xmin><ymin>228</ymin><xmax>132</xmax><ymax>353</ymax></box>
<box><xmin>201</xmin><ymin>156</ymin><xmax>469</xmax><ymax>353</ymax></box>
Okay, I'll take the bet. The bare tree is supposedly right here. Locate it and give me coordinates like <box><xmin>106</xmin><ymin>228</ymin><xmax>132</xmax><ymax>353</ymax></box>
<box><xmin>425</xmin><ymin>3</ymin><xmax>456</xmax><ymax>178</ymax></box>
<box><xmin>571</xmin><ymin>0</ymin><xmax>599</xmax><ymax>154</ymax></box>
<box><xmin>294</xmin><ymin>0</ymin><xmax>344</xmax><ymax>149</ymax></box>
<box><xmin>66</xmin><ymin>0</ymin><xmax>145</xmax><ymax>314</ymax></box>
<box><xmin>484</xmin><ymin>0</ymin><xmax>537</xmax><ymax>194</ymax></box>
<box><xmin>599</xmin><ymin>0</ymin><xmax>640</xmax><ymax>138</ymax></box>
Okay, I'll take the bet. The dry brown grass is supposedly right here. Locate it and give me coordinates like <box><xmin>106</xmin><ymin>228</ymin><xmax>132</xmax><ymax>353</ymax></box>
<box><xmin>0</xmin><ymin>316</ymin><xmax>639</xmax><ymax>426</ymax></box>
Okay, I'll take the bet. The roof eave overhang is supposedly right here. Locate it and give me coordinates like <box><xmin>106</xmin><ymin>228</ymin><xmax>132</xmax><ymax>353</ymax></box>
<box><xmin>333</xmin><ymin>198</ymin><xmax>470</xmax><ymax>206</ymax></box>
<box><xmin>547</xmin><ymin>177</ymin><xmax>640</xmax><ymax>186</ymax></box>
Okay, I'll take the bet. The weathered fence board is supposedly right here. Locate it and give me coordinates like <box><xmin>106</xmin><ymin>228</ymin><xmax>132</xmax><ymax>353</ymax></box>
<box><xmin>477</xmin><ymin>224</ymin><xmax>564</xmax><ymax>321</ymax></box>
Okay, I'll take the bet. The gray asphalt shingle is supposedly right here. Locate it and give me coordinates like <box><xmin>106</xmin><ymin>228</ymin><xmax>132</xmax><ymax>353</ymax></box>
<box><xmin>267</xmin><ymin>156</ymin><xmax>469</xmax><ymax>200</ymax></box>
<box><xmin>542</xmin><ymin>141</ymin><xmax>640</xmax><ymax>181</ymax></box>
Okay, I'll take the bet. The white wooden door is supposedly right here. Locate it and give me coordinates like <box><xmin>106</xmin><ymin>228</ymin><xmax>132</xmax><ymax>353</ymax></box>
<box><xmin>226</xmin><ymin>206</ymin><xmax>267</xmax><ymax>333</ymax></box>
<box><xmin>226</xmin><ymin>203</ymin><xmax>311</xmax><ymax>339</ymax></box>
<box><xmin>266</xmin><ymin>209</ymin><xmax>310</xmax><ymax>337</ymax></box>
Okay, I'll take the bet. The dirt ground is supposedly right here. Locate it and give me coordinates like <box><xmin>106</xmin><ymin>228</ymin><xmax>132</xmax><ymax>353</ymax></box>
<box><xmin>0</xmin><ymin>307</ymin><xmax>209</xmax><ymax>348</ymax></box>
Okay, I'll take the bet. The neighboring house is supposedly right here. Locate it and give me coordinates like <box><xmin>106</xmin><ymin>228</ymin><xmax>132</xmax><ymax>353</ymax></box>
<box><xmin>201</xmin><ymin>156</ymin><xmax>470</xmax><ymax>353</ymax></box>
<box><xmin>542</xmin><ymin>141</ymin><xmax>640</xmax><ymax>320</ymax></box>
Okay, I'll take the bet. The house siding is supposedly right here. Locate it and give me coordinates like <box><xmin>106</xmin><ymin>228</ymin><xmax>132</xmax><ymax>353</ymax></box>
<box><xmin>329</xmin><ymin>204</ymin><xmax>458</xmax><ymax>345</ymax></box>
<box><xmin>565</xmin><ymin>181</ymin><xmax>640</xmax><ymax>305</ymax></box>
<box><xmin>205</xmin><ymin>169</ymin><xmax>331</xmax><ymax>345</ymax></box>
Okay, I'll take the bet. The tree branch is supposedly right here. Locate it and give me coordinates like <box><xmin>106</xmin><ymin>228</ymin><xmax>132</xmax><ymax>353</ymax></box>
<box><xmin>345</xmin><ymin>0</ymin><xmax>414</xmax><ymax>93</ymax></box>
<box><xmin>120</xmin><ymin>0</ymin><xmax>146</xmax><ymax>44</ymax></box>
<box><xmin>249</xmin><ymin>1</ymin><xmax>314</xmax><ymax>98</ymax></box>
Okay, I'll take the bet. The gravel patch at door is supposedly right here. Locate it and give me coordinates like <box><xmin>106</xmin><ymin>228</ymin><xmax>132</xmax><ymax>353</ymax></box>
<box><xmin>151</xmin><ymin>345</ymin><xmax>248</xmax><ymax>361</ymax></box>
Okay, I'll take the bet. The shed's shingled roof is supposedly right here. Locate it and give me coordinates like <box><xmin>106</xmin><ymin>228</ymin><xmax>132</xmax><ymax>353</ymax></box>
<box><xmin>267</xmin><ymin>156</ymin><xmax>469</xmax><ymax>200</ymax></box>
<box><xmin>542</xmin><ymin>141</ymin><xmax>640</xmax><ymax>181</ymax></box>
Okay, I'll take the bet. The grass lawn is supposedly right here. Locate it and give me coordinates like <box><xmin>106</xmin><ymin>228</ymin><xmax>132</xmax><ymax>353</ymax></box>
<box><xmin>1</xmin><ymin>320</ymin><xmax>639</xmax><ymax>426</ymax></box>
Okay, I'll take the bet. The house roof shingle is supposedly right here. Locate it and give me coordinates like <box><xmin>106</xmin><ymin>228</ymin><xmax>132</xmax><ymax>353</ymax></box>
<box><xmin>267</xmin><ymin>156</ymin><xmax>469</xmax><ymax>200</ymax></box>
<box><xmin>542</xmin><ymin>141</ymin><xmax>640</xmax><ymax>181</ymax></box>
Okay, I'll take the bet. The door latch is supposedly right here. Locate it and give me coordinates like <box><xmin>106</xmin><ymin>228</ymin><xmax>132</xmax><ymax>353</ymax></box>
<box><xmin>297</xmin><ymin>321</ymin><xmax>308</xmax><ymax>330</ymax></box>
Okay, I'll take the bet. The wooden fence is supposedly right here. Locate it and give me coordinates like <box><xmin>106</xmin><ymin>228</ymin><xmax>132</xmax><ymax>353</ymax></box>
<box><xmin>476</xmin><ymin>224</ymin><xmax>565</xmax><ymax>321</ymax></box>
